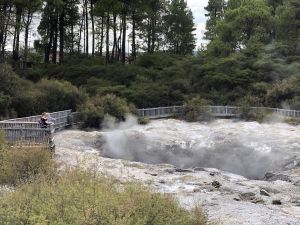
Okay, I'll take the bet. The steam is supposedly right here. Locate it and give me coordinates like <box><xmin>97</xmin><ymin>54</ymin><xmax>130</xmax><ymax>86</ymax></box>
<box><xmin>100</xmin><ymin>118</ymin><xmax>300</xmax><ymax>180</ymax></box>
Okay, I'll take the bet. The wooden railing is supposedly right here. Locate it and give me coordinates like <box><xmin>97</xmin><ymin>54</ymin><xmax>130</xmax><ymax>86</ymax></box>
<box><xmin>0</xmin><ymin>110</ymin><xmax>72</xmax><ymax>147</ymax></box>
<box><xmin>137</xmin><ymin>106</ymin><xmax>300</xmax><ymax>119</ymax></box>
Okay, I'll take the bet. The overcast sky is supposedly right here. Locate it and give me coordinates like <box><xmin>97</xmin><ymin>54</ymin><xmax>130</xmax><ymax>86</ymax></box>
<box><xmin>186</xmin><ymin>0</ymin><xmax>209</xmax><ymax>47</ymax></box>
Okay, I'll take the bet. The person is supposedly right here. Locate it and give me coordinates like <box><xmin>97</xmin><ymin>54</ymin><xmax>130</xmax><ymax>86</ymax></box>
<box><xmin>40</xmin><ymin>112</ymin><xmax>52</xmax><ymax>128</ymax></box>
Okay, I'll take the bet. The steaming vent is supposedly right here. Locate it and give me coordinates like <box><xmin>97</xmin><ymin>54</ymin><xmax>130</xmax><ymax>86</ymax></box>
<box><xmin>100</xmin><ymin>117</ymin><xmax>300</xmax><ymax>180</ymax></box>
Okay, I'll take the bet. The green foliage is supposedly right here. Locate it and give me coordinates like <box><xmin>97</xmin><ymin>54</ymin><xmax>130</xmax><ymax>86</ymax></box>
<box><xmin>265</xmin><ymin>76</ymin><xmax>298</xmax><ymax>108</ymax></box>
<box><xmin>0</xmin><ymin>145</ymin><xmax>54</xmax><ymax>185</ymax></box>
<box><xmin>183</xmin><ymin>96</ymin><xmax>212</xmax><ymax>122</ymax></box>
<box><xmin>80</xmin><ymin>94</ymin><xmax>133</xmax><ymax>128</ymax></box>
<box><xmin>237</xmin><ymin>94</ymin><xmax>273</xmax><ymax>122</ymax></box>
<box><xmin>0</xmin><ymin>64</ymin><xmax>86</xmax><ymax>118</ymax></box>
<box><xmin>138</xmin><ymin>117</ymin><xmax>150</xmax><ymax>125</ymax></box>
<box><xmin>0</xmin><ymin>169</ymin><xmax>210</xmax><ymax>225</ymax></box>
<box><xmin>164</xmin><ymin>0</ymin><xmax>196</xmax><ymax>54</ymax></box>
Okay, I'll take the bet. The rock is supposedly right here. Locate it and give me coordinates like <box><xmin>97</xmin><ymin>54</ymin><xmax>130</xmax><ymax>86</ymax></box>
<box><xmin>272</xmin><ymin>200</ymin><xmax>282</xmax><ymax>205</ymax></box>
<box><xmin>145</xmin><ymin>172</ymin><xmax>158</xmax><ymax>176</ymax></box>
<box><xmin>264</xmin><ymin>172</ymin><xmax>292</xmax><ymax>182</ymax></box>
<box><xmin>175</xmin><ymin>168</ymin><xmax>193</xmax><ymax>173</ymax></box>
<box><xmin>193</xmin><ymin>188</ymin><xmax>201</xmax><ymax>193</ymax></box>
<box><xmin>251</xmin><ymin>198</ymin><xmax>265</xmax><ymax>204</ymax></box>
<box><xmin>193</xmin><ymin>167</ymin><xmax>205</xmax><ymax>172</ymax></box>
<box><xmin>239</xmin><ymin>192</ymin><xmax>264</xmax><ymax>204</ymax></box>
<box><xmin>239</xmin><ymin>192</ymin><xmax>256</xmax><ymax>201</ymax></box>
<box><xmin>260</xmin><ymin>188</ymin><xmax>271</xmax><ymax>197</ymax></box>
<box><xmin>211</xmin><ymin>181</ymin><xmax>221</xmax><ymax>188</ymax></box>
<box><xmin>165</xmin><ymin>169</ymin><xmax>175</xmax><ymax>174</ymax></box>
<box><xmin>283</xmin><ymin>160</ymin><xmax>300</xmax><ymax>170</ymax></box>
<box><xmin>294</xmin><ymin>180</ymin><xmax>300</xmax><ymax>187</ymax></box>
<box><xmin>158</xmin><ymin>179</ymin><xmax>166</xmax><ymax>184</ymax></box>
<box><xmin>210</xmin><ymin>172</ymin><xmax>216</xmax><ymax>176</ymax></box>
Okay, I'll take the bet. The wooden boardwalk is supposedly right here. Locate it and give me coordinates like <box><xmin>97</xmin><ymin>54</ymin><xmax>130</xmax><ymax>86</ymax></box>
<box><xmin>137</xmin><ymin>106</ymin><xmax>300</xmax><ymax>119</ymax></box>
<box><xmin>0</xmin><ymin>110</ymin><xmax>72</xmax><ymax>148</ymax></box>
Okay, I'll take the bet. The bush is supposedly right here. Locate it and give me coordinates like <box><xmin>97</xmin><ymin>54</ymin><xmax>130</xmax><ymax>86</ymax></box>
<box><xmin>265</xmin><ymin>77</ymin><xmax>297</xmax><ymax>108</ymax></box>
<box><xmin>237</xmin><ymin>95</ymin><xmax>267</xmax><ymax>121</ymax></box>
<box><xmin>138</xmin><ymin>117</ymin><xmax>150</xmax><ymax>125</ymax></box>
<box><xmin>80</xmin><ymin>94</ymin><xmax>135</xmax><ymax>128</ymax></box>
<box><xmin>183</xmin><ymin>96</ymin><xmax>212</xmax><ymax>122</ymax></box>
<box><xmin>0</xmin><ymin>134</ymin><xmax>55</xmax><ymax>185</ymax></box>
<box><xmin>0</xmin><ymin>169</ymin><xmax>210</xmax><ymax>225</ymax></box>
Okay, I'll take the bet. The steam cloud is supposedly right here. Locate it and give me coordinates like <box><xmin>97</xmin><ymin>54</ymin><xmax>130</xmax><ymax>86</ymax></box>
<box><xmin>100</xmin><ymin>117</ymin><xmax>300</xmax><ymax>179</ymax></box>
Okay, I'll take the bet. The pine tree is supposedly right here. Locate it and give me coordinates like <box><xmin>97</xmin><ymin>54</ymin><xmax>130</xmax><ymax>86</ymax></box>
<box><xmin>164</xmin><ymin>0</ymin><xmax>196</xmax><ymax>54</ymax></box>
<box><xmin>204</xmin><ymin>0</ymin><xmax>226</xmax><ymax>41</ymax></box>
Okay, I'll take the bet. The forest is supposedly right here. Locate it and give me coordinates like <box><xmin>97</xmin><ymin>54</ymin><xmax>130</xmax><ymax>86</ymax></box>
<box><xmin>0</xmin><ymin>0</ymin><xmax>300</xmax><ymax>122</ymax></box>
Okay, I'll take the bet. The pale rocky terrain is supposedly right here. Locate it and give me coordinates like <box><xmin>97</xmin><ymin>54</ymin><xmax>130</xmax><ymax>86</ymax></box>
<box><xmin>54</xmin><ymin>119</ymin><xmax>300</xmax><ymax>225</ymax></box>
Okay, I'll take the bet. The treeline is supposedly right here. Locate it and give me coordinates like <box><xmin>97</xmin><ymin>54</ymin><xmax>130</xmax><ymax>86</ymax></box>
<box><xmin>0</xmin><ymin>0</ymin><xmax>195</xmax><ymax>65</ymax></box>
<box><xmin>194</xmin><ymin>0</ymin><xmax>300</xmax><ymax>108</ymax></box>
<box><xmin>0</xmin><ymin>0</ymin><xmax>299</xmax><ymax>120</ymax></box>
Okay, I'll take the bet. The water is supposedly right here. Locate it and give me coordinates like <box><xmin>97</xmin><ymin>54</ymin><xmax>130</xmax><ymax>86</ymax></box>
<box><xmin>101</xmin><ymin>119</ymin><xmax>300</xmax><ymax>179</ymax></box>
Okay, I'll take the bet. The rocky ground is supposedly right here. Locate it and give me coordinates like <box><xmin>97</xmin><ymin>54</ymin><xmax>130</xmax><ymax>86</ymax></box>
<box><xmin>54</xmin><ymin>122</ymin><xmax>300</xmax><ymax>225</ymax></box>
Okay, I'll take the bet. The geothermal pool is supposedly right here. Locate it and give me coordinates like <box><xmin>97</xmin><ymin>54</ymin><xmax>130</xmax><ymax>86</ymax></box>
<box><xmin>54</xmin><ymin>119</ymin><xmax>300</xmax><ymax>225</ymax></box>
<box><xmin>72</xmin><ymin>118</ymin><xmax>300</xmax><ymax>179</ymax></box>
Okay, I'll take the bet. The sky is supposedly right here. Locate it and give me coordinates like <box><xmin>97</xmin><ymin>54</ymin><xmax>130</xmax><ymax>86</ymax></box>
<box><xmin>186</xmin><ymin>0</ymin><xmax>209</xmax><ymax>47</ymax></box>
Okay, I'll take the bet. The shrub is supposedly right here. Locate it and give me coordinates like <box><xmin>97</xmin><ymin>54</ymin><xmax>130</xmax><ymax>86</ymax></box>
<box><xmin>0</xmin><ymin>141</ymin><xmax>55</xmax><ymax>185</ymax></box>
<box><xmin>265</xmin><ymin>77</ymin><xmax>297</xmax><ymax>108</ymax></box>
<box><xmin>35</xmin><ymin>79</ymin><xmax>87</xmax><ymax>112</ymax></box>
<box><xmin>237</xmin><ymin>95</ymin><xmax>267</xmax><ymax>121</ymax></box>
<box><xmin>239</xmin><ymin>105</ymin><xmax>270</xmax><ymax>122</ymax></box>
<box><xmin>80</xmin><ymin>94</ymin><xmax>135</xmax><ymax>128</ymax></box>
<box><xmin>79</xmin><ymin>100</ymin><xmax>105</xmax><ymax>128</ymax></box>
<box><xmin>138</xmin><ymin>117</ymin><xmax>150</xmax><ymax>125</ymax></box>
<box><xmin>183</xmin><ymin>96</ymin><xmax>212</xmax><ymax>122</ymax></box>
<box><xmin>0</xmin><ymin>169</ymin><xmax>210</xmax><ymax>225</ymax></box>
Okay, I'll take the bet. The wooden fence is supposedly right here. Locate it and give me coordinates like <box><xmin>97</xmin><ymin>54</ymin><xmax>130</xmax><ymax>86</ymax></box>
<box><xmin>0</xmin><ymin>110</ymin><xmax>72</xmax><ymax>147</ymax></box>
<box><xmin>137</xmin><ymin>106</ymin><xmax>300</xmax><ymax>119</ymax></box>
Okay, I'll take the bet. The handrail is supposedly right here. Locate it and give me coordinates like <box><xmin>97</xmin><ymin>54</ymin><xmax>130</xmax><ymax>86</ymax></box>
<box><xmin>0</xmin><ymin>110</ymin><xmax>72</xmax><ymax>147</ymax></box>
<box><xmin>137</xmin><ymin>106</ymin><xmax>300</xmax><ymax>119</ymax></box>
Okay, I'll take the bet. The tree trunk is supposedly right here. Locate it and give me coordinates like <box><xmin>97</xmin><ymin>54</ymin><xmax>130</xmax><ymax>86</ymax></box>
<box><xmin>13</xmin><ymin>6</ymin><xmax>22</xmax><ymax>61</ymax></box>
<box><xmin>52</xmin><ymin>14</ymin><xmax>58</xmax><ymax>64</ymax></box>
<box><xmin>78</xmin><ymin>10</ymin><xmax>85</xmax><ymax>53</ymax></box>
<box><xmin>24</xmin><ymin>11</ymin><xmax>33</xmax><ymax>68</ymax></box>
<box><xmin>45</xmin><ymin>17</ymin><xmax>54</xmax><ymax>64</ymax></box>
<box><xmin>111</xmin><ymin>14</ymin><xmax>117</xmax><ymax>63</ymax></box>
<box><xmin>91</xmin><ymin>0</ymin><xmax>95</xmax><ymax>56</ymax></box>
<box><xmin>131</xmin><ymin>13</ymin><xmax>136</xmax><ymax>61</ymax></box>
<box><xmin>0</xmin><ymin>4</ymin><xmax>7</xmax><ymax>61</ymax></box>
<box><xmin>151</xmin><ymin>18</ymin><xmax>156</xmax><ymax>53</ymax></box>
<box><xmin>71</xmin><ymin>23</ymin><xmax>74</xmax><ymax>53</ymax></box>
<box><xmin>147</xmin><ymin>19</ymin><xmax>151</xmax><ymax>53</ymax></box>
<box><xmin>59</xmin><ymin>7</ymin><xmax>65</xmax><ymax>64</ymax></box>
<box><xmin>0</xmin><ymin>5</ymin><xmax>11</xmax><ymax>62</ymax></box>
<box><xmin>121</xmin><ymin>14</ymin><xmax>126</xmax><ymax>64</ymax></box>
<box><xmin>85</xmin><ymin>0</ymin><xmax>89</xmax><ymax>55</ymax></box>
<box><xmin>117</xmin><ymin>19</ymin><xmax>122</xmax><ymax>61</ymax></box>
<box><xmin>100</xmin><ymin>16</ymin><xmax>104</xmax><ymax>56</ymax></box>
<box><xmin>105</xmin><ymin>13</ymin><xmax>110</xmax><ymax>64</ymax></box>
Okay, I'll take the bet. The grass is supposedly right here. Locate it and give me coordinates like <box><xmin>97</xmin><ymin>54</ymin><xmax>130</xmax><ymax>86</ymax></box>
<box><xmin>0</xmin><ymin>169</ymin><xmax>211</xmax><ymax>225</ymax></box>
<box><xmin>0</xmin><ymin>132</ymin><xmax>212</xmax><ymax>225</ymax></box>
<box><xmin>0</xmin><ymin>144</ymin><xmax>55</xmax><ymax>185</ymax></box>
